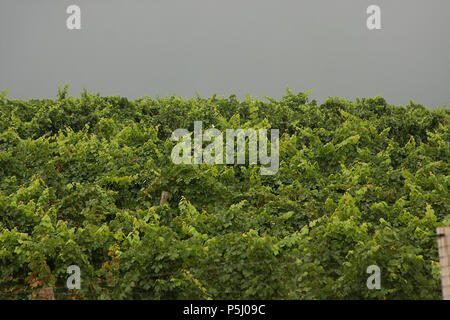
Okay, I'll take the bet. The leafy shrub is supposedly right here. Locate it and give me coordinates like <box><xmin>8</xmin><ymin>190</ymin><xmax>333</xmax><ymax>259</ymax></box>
<box><xmin>0</xmin><ymin>87</ymin><xmax>448</xmax><ymax>299</ymax></box>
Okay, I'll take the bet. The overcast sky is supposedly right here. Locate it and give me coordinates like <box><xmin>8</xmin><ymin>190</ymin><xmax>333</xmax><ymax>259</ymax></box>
<box><xmin>1</xmin><ymin>0</ymin><xmax>449</xmax><ymax>108</ymax></box>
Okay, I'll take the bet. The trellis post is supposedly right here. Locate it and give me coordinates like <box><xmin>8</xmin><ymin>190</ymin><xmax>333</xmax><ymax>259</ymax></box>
<box><xmin>38</xmin><ymin>287</ymin><xmax>55</xmax><ymax>300</ymax></box>
<box><xmin>437</xmin><ymin>227</ymin><xmax>450</xmax><ymax>300</ymax></box>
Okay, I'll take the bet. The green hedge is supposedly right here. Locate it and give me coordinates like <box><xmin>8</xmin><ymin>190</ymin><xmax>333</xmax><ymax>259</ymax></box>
<box><xmin>0</xmin><ymin>86</ymin><xmax>448</xmax><ymax>299</ymax></box>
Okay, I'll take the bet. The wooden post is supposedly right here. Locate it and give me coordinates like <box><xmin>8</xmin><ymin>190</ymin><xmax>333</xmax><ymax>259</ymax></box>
<box><xmin>38</xmin><ymin>287</ymin><xmax>55</xmax><ymax>300</ymax></box>
<box><xmin>160</xmin><ymin>191</ymin><xmax>169</xmax><ymax>206</ymax></box>
<box><xmin>437</xmin><ymin>227</ymin><xmax>450</xmax><ymax>300</ymax></box>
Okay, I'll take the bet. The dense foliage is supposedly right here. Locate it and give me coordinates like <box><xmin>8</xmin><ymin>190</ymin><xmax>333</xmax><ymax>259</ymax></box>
<box><xmin>0</xmin><ymin>86</ymin><xmax>448</xmax><ymax>299</ymax></box>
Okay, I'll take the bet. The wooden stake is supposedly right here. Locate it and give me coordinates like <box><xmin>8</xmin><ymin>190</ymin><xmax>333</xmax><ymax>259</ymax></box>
<box><xmin>437</xmin><ymin>227</ymin><xmax>450</xmax><ymax>300</ymax></box>
<box><xmin>38</xmin><ymin>287</ymin><xmax>55</xmax><ymax>300</ymax></box>
<box><xmin>160</xmin><ymin>191</ymin><xmax>169</xmax><ymax>205</ymax></box>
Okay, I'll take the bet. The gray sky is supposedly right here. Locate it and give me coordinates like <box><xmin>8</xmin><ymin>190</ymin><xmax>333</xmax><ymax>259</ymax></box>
<box><xmin>1</xmin><ymin>0</ymin><xmax>449</xmax><ymax>108</ymax></box>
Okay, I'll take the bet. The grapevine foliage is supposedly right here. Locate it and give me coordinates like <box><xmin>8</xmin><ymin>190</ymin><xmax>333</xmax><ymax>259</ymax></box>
<box><xmin>0</xmin><ymin>86</ymin><xmax>448</xmax><ymax>299</ymax></box>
